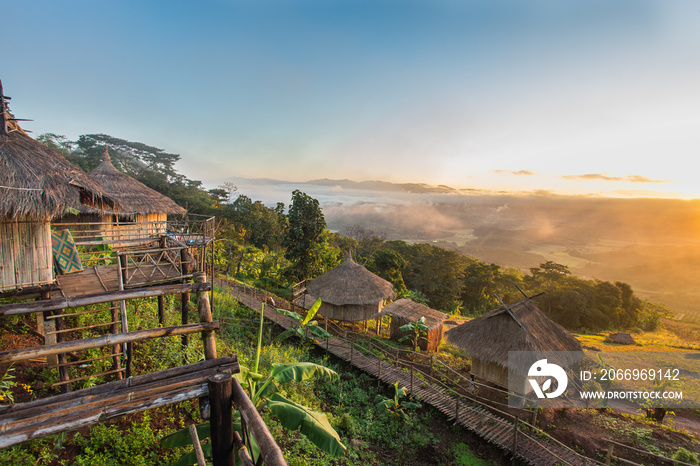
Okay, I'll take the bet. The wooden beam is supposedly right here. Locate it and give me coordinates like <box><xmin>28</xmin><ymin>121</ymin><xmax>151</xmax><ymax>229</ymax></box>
<box><xmin>0</xmin><ymin>282</ymin><xmax>212</xmax><ymax>317</ymax></box>
<box><xmin>0</xmin><ymin>355</ymin><xmax>238</xmax><ymax>416</ymax></box>
<box><xmin>195</xmin><ymin>273</ymin><xmax>216</xmax><ymax>360</ymax></box>
<box><xmin>0</xmin><ymin>322</ymin><xmax>220</xmax><ymax>364</ymax></box>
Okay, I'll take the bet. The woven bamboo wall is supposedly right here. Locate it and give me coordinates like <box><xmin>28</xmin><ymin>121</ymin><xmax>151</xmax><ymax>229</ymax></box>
<box><xmin>318</xmin><ymin>301</ymin><xmax>383</xmax><ymax>322</ymax></box>
<box><xmin>0</xmin><ymin>219</ymin><xmax>53</xmax><ymax>291</ymax></box>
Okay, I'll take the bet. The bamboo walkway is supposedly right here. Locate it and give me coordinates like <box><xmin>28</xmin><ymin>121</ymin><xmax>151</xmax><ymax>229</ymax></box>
<box><xmin>218</xmin><ymin>279</ymin><xmax>600</xmax><ymax>466</ymax></box>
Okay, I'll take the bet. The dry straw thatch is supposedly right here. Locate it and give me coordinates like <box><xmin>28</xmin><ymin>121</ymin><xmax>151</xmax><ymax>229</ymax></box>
<box><xmin>445</xmin><ymin>298</ymin><xmax>582</xmax><ymax>375</ymax></box>
<box><xmin>0</xmin><ymin>120</ymin><xmax>116</xmax><ymax>220</ymax></box>
<box><xmin>305</xmin><ymin>256</ymin><xmax>396</xmax><ymax>322</ymax></box>
<box><xmin>88</xmin><ymin>149</ymin><xmax>186</xmax><ymax>217</ymax></box>
<box><xmin>307</xmin><ymin>256</ymin><xmax>395</xmax><ymax>306</ymax></box>
<box><xmin>381</xmin><ymin>298</ymin><xmax>446</xmax><ymax>351</ymax></box>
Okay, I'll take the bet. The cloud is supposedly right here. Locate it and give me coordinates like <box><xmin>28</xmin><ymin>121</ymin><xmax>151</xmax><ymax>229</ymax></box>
<box><xmin>492</xmin><ymin>169</ymin><xmax>536</xmax><ymax>176</ymax></box>
<box><xmin>562</xmin><ymin>174</ymin><xmax>671</xmax><ymax>183</ymax></box>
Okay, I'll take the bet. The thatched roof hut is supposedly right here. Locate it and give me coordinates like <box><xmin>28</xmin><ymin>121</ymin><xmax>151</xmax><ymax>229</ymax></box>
<box><xmin>380</xmin><ymin>299</ymin><xmax>446</xmax><ymax>352</ymax></box>
<box><xmin>305</xmin><ymin>256</ymin><xmax>396</xmax><ymax>322</ymax></box>
<box><xmin>607</xmin><ymin>332</ymin><xmax>636</xmax><ymax>345</ymax></box>
<box><xmin>0</xmin><ymin>122</ymin><xmax>116</xmax><ymax>221</ymax></box>
<box><xmin>0</xmin><ymin>89</ymin><xmax>116</xmax><ymax>292</ymax></box>
<box><xmin>88</xmin><ymin>148</ymin><xmax>186</xmax><ymax>218</ymax></box>
<box><xmin>445</xmin><ymin>299</ymin><xmax>582</xmax><ymax>392</ymax></box>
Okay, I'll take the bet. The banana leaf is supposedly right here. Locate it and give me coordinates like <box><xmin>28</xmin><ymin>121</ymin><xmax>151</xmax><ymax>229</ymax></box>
<box><xmin>266</xmin><ymin>393</ymin><xmax>346</xmax><ymax>456</ymax></box>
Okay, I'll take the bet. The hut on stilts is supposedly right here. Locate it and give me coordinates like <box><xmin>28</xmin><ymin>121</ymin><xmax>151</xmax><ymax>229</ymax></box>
<box><xmin>57</xmin><ymin>147</ymin><xmax>187</xmax><ymax>247</ymax></box>
<box><xmin>445</xmin><ymin>298</ymin><xmax>582</xmax><ymax>395</ymax></box>
<box><xmin>302</xmin><ymin>256</ymin><xmax>396</xmax><ymax>325</ymax></box>
<box><xmin>0</xmin><ymin>86</ymin><xmax>116</xmax><ymax>293</ymax></box>
<box><xmin>380</xmin><ymin>299</ymin><xmax>446</xmax><ymax>351</ymax></box>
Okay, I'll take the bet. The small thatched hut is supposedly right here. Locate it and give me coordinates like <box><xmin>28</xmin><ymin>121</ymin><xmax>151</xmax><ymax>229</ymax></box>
<box><xmin>60</xmin><ymin>148</ymin><xmax>186</xmax><ymax>243</ymax></box>
<box><xmin>445</xmin><ymin>299</ymin><xmax>582</xmax><ymax>394</ymax></box>
<box><xmin>381</xmin><ymin>299</ymin><xmax>446</xmax><ymax>352</ymax></box>
<box><xmin>0</xmin><ymin>94</ymin><xmax>116</xmax><ymax>291</ymax></box>
<box><xmin>305</xmin><ymin>256</ymin><xmax>396</xmax><ymax>322</ymax></box>
<box><xmin>607</xmin><ymin>332</ymin><xmax>636</xmax><ymax>345</ymax></box>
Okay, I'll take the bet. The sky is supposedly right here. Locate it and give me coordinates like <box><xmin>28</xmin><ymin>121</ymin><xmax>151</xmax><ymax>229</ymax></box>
<box><xmin>3</xmin><ymin>0</ymin><xmax>700</xmax><ymax>199</ymax></box>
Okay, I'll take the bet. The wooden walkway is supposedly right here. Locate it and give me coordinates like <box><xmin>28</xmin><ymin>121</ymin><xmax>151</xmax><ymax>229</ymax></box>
<box><xmin>219</xmin><ymin>279</ymin><xmax>600</xmax><ymax>466</ymax></box>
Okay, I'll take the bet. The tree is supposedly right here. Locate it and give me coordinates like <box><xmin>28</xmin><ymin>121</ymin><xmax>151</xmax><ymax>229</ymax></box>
<box><xmin>283</xmin><ymin>190</ymin><xmax>326</xmax><ymax>281</ymax></box>
<box><xmin>370</xmin><ymin>249</ymin><xmax>407</xmax><ymax>294</ymax></box>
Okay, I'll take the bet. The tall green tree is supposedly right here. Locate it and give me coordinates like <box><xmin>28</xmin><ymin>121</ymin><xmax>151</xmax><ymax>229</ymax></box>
<box><xmin>283</xmin><ymin>190</ymin><xmax>327</xmax><ymax>281</ymax></box>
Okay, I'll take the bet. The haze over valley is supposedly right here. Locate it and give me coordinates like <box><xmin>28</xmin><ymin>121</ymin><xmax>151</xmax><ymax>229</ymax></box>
<box><xmin>218</xmin><ymin>177</ymin><xmax>700</xmax><ymax>322</ymax></box>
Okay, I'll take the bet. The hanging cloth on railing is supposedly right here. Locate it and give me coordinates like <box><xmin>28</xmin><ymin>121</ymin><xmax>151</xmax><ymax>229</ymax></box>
<box><xmin>51</xmin><ymin>229</ymin><xmax>84</xmax><ymax>274</ymax></box>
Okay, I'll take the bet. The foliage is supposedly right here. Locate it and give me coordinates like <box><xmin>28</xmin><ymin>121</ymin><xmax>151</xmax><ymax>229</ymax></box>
<box><xmin>374</xmin><ymin>381</ymin><xmax>422</xmax><ymax>420</ymax></box>
<box><xmin>0</xmin><ymin>365</ymin><xmax>16</xmax><ymax>403</ymax></box>
<box><xmin>276</xmin><ymin>298</ymin><xmax>332</xmax><ymax>344</ymax></box>
<box><xmin>398</xmin><ymin>316</ymin><xmax>430</xmax><ymax>352</ymax></box>
<box><xmin>283</xmin><ymin>190</ymin><xmax>327</xmax><ymax>281</ymax></box>
<box><xmin>163</xmin><ymin>302</ymin><xmax>345</xmax><ymax>464</ymax></box>
<box><xmin>673</xmin><ymin>447</ymin><xmax>699</xmax><ymax>465</ymax></box>
<box><xmin>369</xmin><ymin>248</ymin><xmax>407</xmax><ymax>293</ymax></box>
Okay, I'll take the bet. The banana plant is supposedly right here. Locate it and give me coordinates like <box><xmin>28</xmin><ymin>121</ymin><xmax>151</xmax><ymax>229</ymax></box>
<box><xmin>375</xmin><ymin>381</ymin><xmax>422</xmax><ymax>421</ymax></box>
<box><xmin>161</xmin><ymin>303</ymin><xmax>345</xmax><ymax>465</ymax></box>
<box><xmin>275</xmin><ymin>298</ymin><xmax>331</xmax><ymax>343</ymax></box>
<box><xmin>398</xmin><ymin>316</ymin><xmax>430</xmax><ymax>352</ymax></box>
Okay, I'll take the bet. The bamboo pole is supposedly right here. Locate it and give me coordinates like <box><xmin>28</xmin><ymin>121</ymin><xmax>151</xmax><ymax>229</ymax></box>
<box><xmin>194</xmin><ymin>273</ymin><xmax>216</xmax><ymax>360</ymax></box>
<box><xmin>0</xmin><ymin>283</ymin><xmax>211</xmax><ymax>316</ymax></box>
<box><xmin>511</xmin><ymin>416</ymin><xmax>519</xmax><ymax>465</ymax></box>
<box><xmin>189</xmin><ymin>425</ymin><xmax>207</xmax><ymax>466</ymax></box>
<box><xmin>231</xmin><ymin>378</ymin><xmax>287</xmax><ymax>466</ymax></box>
<box><xmin>181</xmin><ymin>248</ymin><xmax>191</xmax><ymax>349</ymax></box>
<box><xmin>0</xmin><ymin>322</ymin><xmax>220</xmax><ymax>364</ymax></box>
<box><xmin>0</xmin><ymin>355</ymin><xmax>238</xmax><ymax>416</ymax></box>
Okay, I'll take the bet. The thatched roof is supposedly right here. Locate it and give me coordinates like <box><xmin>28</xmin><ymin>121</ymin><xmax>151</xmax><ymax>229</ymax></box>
<box><xmin>380</xmin><ymin>299</ymin><xmax>446</xmax><ymax>329</ymax></box>
<box><xmin>306</xmin><ymin>257</ymin><xmax>396</xmax><ymax>306</ymax></box>
<box><xmin>88</xmin><ymin>148</ymin><xmax>186</xmax><ymax>216</ymax></box>
<box><xmin>0</xmin><ymin>120</ymin><xmax>117</xmax><ymax>220</ymax></box>
<box><xmin>445</xmin><ymin>299</ymin><xmax>582</xmax><ymax>373</ymax></box>
<box><xmin>607</xmin><ymin>332</ymin><xmax>636</xmax><ymax>345</ymax></box>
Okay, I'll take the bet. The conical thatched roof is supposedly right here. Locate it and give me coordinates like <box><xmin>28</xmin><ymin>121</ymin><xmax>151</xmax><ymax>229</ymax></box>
<box><xmin>306</xmin><ymin>257</ymin><xmax>396</xmax><ymax>306</ymax></box>
<box><xmin>0</xmin><ymin>120</ymin><xmax>117</xmax><ymax>220</ymax></box>
<box><xmin>445</xmin><ymin>299</ymin><xmax>582</xmax><ymax>373</ymax></box>
<box><xmin>88</xmin><ymin>148</ymin><xmax>186</xmax><ymax>216</ymax></box>
<box><xmin>380</xmin><ymin>299</ymin><xmax>446</xmax><ymax>329</ymax></box>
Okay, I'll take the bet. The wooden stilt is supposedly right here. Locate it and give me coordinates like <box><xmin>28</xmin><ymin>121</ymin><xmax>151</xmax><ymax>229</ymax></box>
<box><xmin>209</xmin><ymin>373</ymin><xmax>234</xmax><ymax>466</ymax></box>
<box><xmin>195</xmin><ymin>272</ymin><xmax>216</xmax><ymax>360</ymax></box>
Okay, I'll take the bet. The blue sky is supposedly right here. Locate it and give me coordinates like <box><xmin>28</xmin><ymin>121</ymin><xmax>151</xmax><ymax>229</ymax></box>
<box><xmin>4</xmin><ymin>0</ymin><xmax>700</xmax><ymax>198</ymax></box>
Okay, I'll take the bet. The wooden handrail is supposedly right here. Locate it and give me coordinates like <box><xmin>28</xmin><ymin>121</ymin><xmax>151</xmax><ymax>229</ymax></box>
<box><xmin>230</xmin><ymin>378</ymin><xmax>287</xmax><ymax>465</ymax></box>
<box><xmin>0</xmin><ymin>322</ymin><xmax>220</xmax><ymax>364</ymax></box>
<box><xmin>0</xmin><ymin>282</ymin><xmax>211</xmax><ymax>316</ymax></box>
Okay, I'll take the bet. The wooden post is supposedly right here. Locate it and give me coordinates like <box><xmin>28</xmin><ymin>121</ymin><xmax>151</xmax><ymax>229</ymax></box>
<box><xmin>350</xmin><ymin>341</ymin><xmax>354</xmax><ymax>363</ymax></box>
<box><xmin>410</xmin><ymin>365</ymin><xmax>414</xmax><ymax>395</ymax></box>
<box><xmin>40</xmin><ymin>290</ymin><xmax>57</xmax><ymax>367</ymax></box>
<box><xmin>455</xmin><ymin>398</ymin><xmax>460</xmax><ymax>422</ymax></box>
<box><xmin>605</xmin><ymin>440</ymin><xmax>614</xmax><ymax>465</ymax></box>
<box><xmin>110</xmin><ymin>302</ymin><xmax>123</xmax><ymax>381</ymax></box>
<box><xmin>118</xmin><ymin>254</ymin><xmax>132</xmax><ymax>378</ymax></box>
<box><xmin>53</xmin><ymin>308</ymin><xmax>71</xmax><ymax>393</ymax></box>
<box><xmin>158</xmin><ymin>237</ymin><xmax>167</xmax><ymax>326</ymax></box>
<box><xmin>511</xmin><ymin>417</ymin><xmax>519</xmax><ymax>465</ymax></box>
<box><xmin>189</xmin><ymin>425</ymin><xmax>207</xmax><ymax>466</ymax></box>
<box><xmin>430</xmin><ymin>354</ymin><xmax>434</xmax><ymax>379</ymax></box>
<box><xmin>395</xmin><ymin>349</ymin><xmax>399</xmax><ymax>367</ymax></box>
<box><xmin>209</xmin><ymin>373</ymin><xmax>234</xmax><ymax>466</ymax></box>
<box><xmin>195</xmin><ymin>272</ymin><xmax>217</xmax><ymax>360</ymax></box>
<box><xmin>531</xmin><ymin>404</ymin><xmax>538</xmax><ymax>426</ymax></box>
<box><xmin>157</xmin><ymin>296</ymin><xmax>165</xmax><ymax>326</ymax></box>
<box><xmin>181</xmin><ymin>249</ymin><xmax>190</xmax><ymax>349</ymax></box>
<box><xmin>378</xmin><ymin>359</ymin><xmax>381</xmax><ymax>384</ymax></box>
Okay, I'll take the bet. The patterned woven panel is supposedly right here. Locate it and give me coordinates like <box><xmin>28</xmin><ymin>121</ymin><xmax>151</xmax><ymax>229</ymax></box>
<box><xmin>51</xmin><ymin>229</ymin><xmax>84</xmax><ymax>275</ymax></box>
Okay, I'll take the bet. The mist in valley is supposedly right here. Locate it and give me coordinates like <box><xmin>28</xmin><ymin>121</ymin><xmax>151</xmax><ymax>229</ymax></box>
<box><xmin>219</xmin><ymin>177</ymin><xmax>700</xmax><ymax>321</ymax></box>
